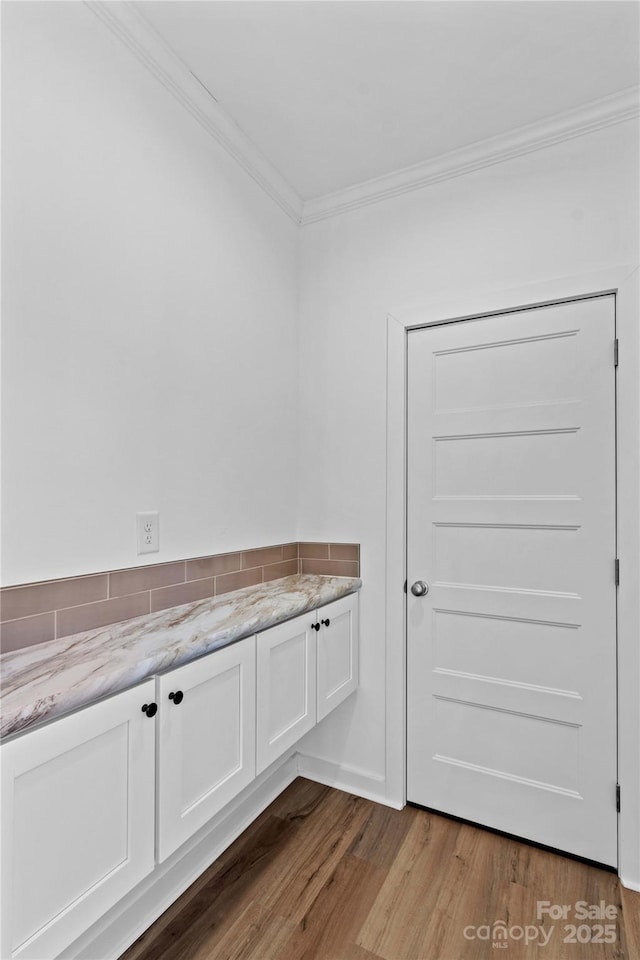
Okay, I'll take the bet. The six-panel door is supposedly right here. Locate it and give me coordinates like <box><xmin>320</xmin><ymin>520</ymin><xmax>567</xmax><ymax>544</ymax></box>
<box><xmin>256</xmin><ymin>615</ymin><xmax>317</xmax><ymax>774</ymax></box>
<box><xmin>0</xmin><ymin>680</ymin><xmax>156</xmax><ymax>960</ymax></box>
<box><xmin>316</xmin><ymin>594</ymin><xmax>359</xmax><ymax>721</ymax></box>
<box><xmin>156</xmin><ymin>635</ymin><xmax>256</xmax><ymax>862</ymax></box>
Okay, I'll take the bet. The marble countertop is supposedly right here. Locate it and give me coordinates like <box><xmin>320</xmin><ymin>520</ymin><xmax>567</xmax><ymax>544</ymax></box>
<box><xmin>0</xmin><ymin>574</ymin><xmax>361</xmax><ymax>740</ymax></box>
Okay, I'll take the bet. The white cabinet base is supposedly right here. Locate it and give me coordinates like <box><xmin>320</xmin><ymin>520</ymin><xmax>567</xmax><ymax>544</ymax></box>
<box><xmin>156</xmin><ymin>636</ymin><xmax>256</xmax><ymax>862</ymax></box>
<box><xmin>0</xmin><ymin>681</ymin><xmax>156</xmax><ymax>960</ymax></box>
<box><xmin>256</xmin><ymin>617</ymin><xmax>317</xmax><ymax>775</ymax></box>
<box><xmin>2</xmin><ymin>591</ymin><xmax>360</xmax><ymax>960</ymax></box>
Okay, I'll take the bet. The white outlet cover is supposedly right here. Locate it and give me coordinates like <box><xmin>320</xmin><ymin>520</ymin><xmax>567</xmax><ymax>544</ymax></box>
<box><xmin>136</xmin><ymin>511</ymin><xmax>159</xmax><ymax>554</ymax></box>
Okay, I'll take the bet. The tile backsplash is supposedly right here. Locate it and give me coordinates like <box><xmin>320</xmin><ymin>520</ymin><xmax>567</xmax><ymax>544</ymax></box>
<box><xmin>0</xmin><ymin>542</ymin><xmax>360</xmax><ymax>653</ymax></box>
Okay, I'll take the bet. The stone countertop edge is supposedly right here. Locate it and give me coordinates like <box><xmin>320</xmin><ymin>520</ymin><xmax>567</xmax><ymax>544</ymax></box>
<box><xmin>0</xmin><ymin>574</ymin><xmax>362</xmax><ymax>741</ymax></box>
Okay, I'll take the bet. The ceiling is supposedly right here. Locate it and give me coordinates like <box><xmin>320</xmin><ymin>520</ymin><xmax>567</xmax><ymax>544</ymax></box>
<box><xmin>134</xmin><ymin>1</ymin><xmax>640</xmax><ymax>202</ymax></box>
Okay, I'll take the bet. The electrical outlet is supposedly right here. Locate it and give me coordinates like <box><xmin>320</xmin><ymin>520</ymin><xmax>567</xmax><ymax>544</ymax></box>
<box><xmin>136</xmin><ymin>511</ymin><xmax>159</xmax><ymax>554</ymax></box>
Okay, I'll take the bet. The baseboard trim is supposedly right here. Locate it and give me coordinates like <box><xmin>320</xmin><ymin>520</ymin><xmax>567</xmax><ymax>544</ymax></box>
<box><xmin>619</xmin><ymin>874</ymin><xmax>640</xmax><ymax>893</ymax></box>
<box><xmin>296</xmin><ymin>753</ymin><xmax>399</xmax><ymax>808</ymax></box>
<box><xmin>64</xmin><ymin>754</ymin><xmax>298</xmax><ymax>960</ymax></box>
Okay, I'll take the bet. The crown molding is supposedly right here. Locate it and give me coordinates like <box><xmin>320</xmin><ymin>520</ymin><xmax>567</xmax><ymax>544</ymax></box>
<box><xmin>301</xmin><ymin>86</ymin><xmax>640</xmax><ymax>225</ymax></box>
<box><xmin>85</xmin><ymin>1</ymin><xmax>638</xmax><ymax>229</ymax></box>
<box><xmin>85</xmin><ymin>1</ymin><xmax>303</xmax><ymax>224</ymax></box>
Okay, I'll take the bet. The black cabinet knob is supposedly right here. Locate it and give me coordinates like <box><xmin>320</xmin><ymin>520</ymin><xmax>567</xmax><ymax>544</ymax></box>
<box><xmin>311</xmin><ymin>622</ymin><xmax>321</xmax><ymax>631</ymax></box>
<box><xmin>169</xmin><ymin>690</ymin><xmax>184</xmax><ymax>705</ymax></box>
<box><xmin>141</xmin><ymin>702</ymin><xmax>157</xmax><ymax>717</ymax></box>
<box><xmin>321</xmin><ymin>618</ymin><xmax>331</xmax><ymax>627</ymax></box>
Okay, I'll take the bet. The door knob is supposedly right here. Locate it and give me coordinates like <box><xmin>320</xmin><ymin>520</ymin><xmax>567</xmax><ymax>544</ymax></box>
<box><xmin>411</xmin><ymin>581</ymin><xmax>429</xmax><ymax>597</ymax></box>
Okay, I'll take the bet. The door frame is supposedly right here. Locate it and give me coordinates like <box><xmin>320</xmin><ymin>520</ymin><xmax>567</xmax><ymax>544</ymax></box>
<box><xmin>384</xmin><ymin>265</ymin><xmax>640</xmax><ymax>890</ymax></box>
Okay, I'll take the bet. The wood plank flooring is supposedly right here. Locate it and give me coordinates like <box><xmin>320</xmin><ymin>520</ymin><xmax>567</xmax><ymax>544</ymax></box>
<box><xmin>121</xmin><ymin>778</ymin><xmax>640</xmax><ymax>960</ymax></box>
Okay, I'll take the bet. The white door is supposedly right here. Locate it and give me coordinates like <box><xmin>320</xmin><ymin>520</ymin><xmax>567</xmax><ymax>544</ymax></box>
<box><xmin>256</xmin><ymin>613</ymin><xmax>316</xmax><ymax>774</ymax></box>
<box><xmin>406</xmin><ymin>295</ymin><xmax>617</xmax><ymax>866</ymax></box>
<box><xmin>156</xmin><ymin>636</ymin><xmax>256</xmax><ymax>863</ymax></box>
<box><xmin>0</xmin><ymin>680</ymin><xmax>156</xmax><ymax>960</ymax></box>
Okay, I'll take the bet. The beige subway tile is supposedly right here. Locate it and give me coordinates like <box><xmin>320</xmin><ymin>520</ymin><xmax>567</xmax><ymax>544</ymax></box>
<box><xmin>150</xmin><ymin>579</ymin><xmax>214</xmax><ymax>614</ymax></box>
<box><xmin>262</xmin><ymin>559</ymin><xmax>299</xmax><ymax>583</ymax></box>
<box><xmin>186</xmin><ymin>553</ymin><xmax>241</xmax><ymax>580</ymax></box>
<box><xmin>56</xmin><ymin>593</ymin><xmax>150</xmax><ymax>639</ymax></box>
<box><xmin>215</xmin><ymin>567</ymin><xmax>262</xmax><ymax>597</ymax></box>
<box><xmin>1</xmin><ymin>613</ymin><xmax>56</xmax><ymax>653</ymax></box>
<box><xmin>1</xmin><ymin>575</ymin><xmax>108</xmax><ymax>622</ymax></box>
<box><xmin>110</xmin><ymin>561</ymin><xmax>185</xmax><ymax>598</ymax></box>
<box><xmin>298</xmin><ymin>542</ymin><xmax>330</xmax><ymax>560</ymax></box>
<box><xmin>283</xmin><ymin>543</ymin><xmax>298</xmax><ymax>561</ymax></box>
<box><xmin>241</xmin><ymin>546</ymin><xmax>283</xmax><ymax>569</ymax></box>
<box><xmin>329</xmin><ymin>543</ymin><xmax>360</xmax><ymax>562</ymax></box>
<box><xmin>300</xmin><ymin>559</ymin><xmax>359</xmax><ymax>578</ymax></box>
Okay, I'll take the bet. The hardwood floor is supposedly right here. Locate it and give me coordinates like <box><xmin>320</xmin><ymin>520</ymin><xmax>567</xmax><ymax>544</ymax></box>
<box><xmin>121</xmin><ymin>778</ymin><xmax>640</xmax><ymax>960</ymax></box>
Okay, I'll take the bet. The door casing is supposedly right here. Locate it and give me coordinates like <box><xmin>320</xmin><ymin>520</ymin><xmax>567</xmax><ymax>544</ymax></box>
<box><xmin>384</xmin><ymin>265</ymin><xmax>640</xmax><ymax>890</ymax></box>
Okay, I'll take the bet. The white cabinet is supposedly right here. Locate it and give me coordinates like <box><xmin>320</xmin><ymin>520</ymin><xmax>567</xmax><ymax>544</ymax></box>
<box><xmin>316</xmin><ymin>593</ymin><xmax>359</xmax><ymax>721</ymax></box>
<box><xmin>156</xmin><ymin>636</ymin><xmax>256</xmax><ymax>862</ymax></box>
<box><xmin>0</xmin><ymin>680</ymin><xmax>156</xmax><ymax>960</ymax></box>
<box><xmin>256</xmin><ymin>615</ymin><xmax>317</xmax><ymax>774</ymax></box>
<box><xmin>255</xmin><ymin>592</ymin><xmax>359</xmax><ymax>774</ymax></box>
<box><xmin>0</xmin><ymin>590</ymin><xmax>359</xmax><ymax>959</ymax></box>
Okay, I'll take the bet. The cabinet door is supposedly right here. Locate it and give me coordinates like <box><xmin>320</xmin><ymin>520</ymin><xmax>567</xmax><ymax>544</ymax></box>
<box><xmin>0</xmin><ymin>680</ymin><xmax>156</xmax><ymax>960</ymax></box>
<box><xmin>256</xmin><ymin>614</ymin><xmax>317</xmax><ymax>774</ymax></box>
<box><xmin>156</xmin><ymin>635</ymin><xmax>256</xmax><ymax>862</ymax></box>
<box><xmin>317</xmin><ymin>593</ymin><xmax>359</xmax><ymax>722</ymax></box>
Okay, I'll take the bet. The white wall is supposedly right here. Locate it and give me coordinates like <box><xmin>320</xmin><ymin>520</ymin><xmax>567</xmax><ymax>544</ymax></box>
<box><xmin>1</xmin><ymin>2</ymin><xmax>299</xmax><ymax>585</ymax></box>
<box><xmin>297</xmin><ymin>119</ymin><xmax>640</xmax><ymax>793</ymax></box>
